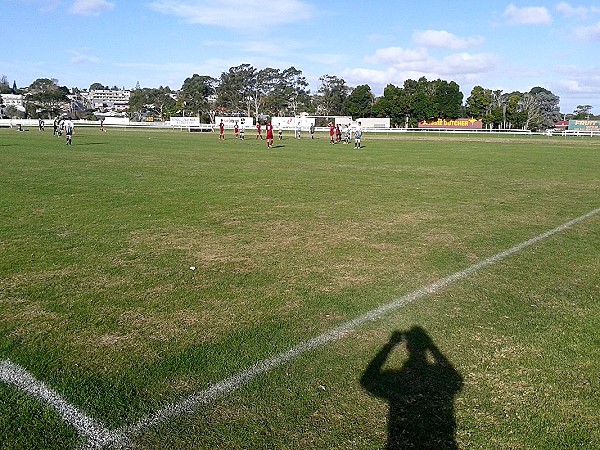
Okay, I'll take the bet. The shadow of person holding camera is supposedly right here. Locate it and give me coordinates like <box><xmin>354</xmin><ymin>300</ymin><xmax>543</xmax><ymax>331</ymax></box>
<box><xmin>361</xmin><ymin>326</ymin><xmax>463</xmax><ymax>449</ymax></box>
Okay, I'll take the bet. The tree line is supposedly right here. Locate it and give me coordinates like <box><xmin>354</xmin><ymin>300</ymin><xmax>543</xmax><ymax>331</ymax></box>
<box><xmin>128</xmin><ymin>67</ymin><xmax>565</xmax><ymax>131</ymax></box>
<box><xmin>1</xmin><ymin>68</ymin><xmax>597</xmax><ymax>130</ymax></box>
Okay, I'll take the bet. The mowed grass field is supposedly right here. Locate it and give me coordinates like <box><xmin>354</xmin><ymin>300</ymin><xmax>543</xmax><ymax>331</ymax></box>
<box><xmin>0</xmin><ymin>126</ymin><xmax>598</xmax><ymax>449</ymax></box>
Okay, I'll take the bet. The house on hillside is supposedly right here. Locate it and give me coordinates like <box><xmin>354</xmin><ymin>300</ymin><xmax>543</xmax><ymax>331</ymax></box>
<box><xmin>82</xmin><ymin>89</ymin><xmax>131</xmax><ymax>111</ymax></box>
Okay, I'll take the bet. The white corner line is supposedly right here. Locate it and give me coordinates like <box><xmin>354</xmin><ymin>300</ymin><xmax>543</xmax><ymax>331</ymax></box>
<box><xmin>2</xmin><ymin>207</ymin><xmax>599</xmax><ymax>449</ymax></box>
<box><xmin>0</xmin><ymin>359</ymin><xmax>121</xmax><ymax>448</ymax></box>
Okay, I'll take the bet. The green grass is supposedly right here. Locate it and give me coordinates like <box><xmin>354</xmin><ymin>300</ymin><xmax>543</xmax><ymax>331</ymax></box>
<box><xmin>1</xmin><ymin>127</ymin><xmax>599</xmax><ymax>449</ymax></box>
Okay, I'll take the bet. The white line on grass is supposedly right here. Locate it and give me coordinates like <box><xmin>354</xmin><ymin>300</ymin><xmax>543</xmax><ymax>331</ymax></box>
<box><xmin>111</xmin><ymin>206</ymin><xmax>600</xmax><ymax>448</ymax></box>
<box><xmin>1</xmin><ymin>207</ymin><xmax>599</xmax><ymax>449</ymax></box>
<box><xmin>0</xmin><ymin>359</ymin><xmax>122</xmax><ymax>448</ymax></box>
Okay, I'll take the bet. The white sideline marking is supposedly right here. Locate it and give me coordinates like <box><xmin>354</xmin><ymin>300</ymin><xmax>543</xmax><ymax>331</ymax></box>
<box><xmin>1</xmin><ymin>207</ymin><xmax>598</xmax><ymax>449</ymax></box>
<box><xmin>0</xmin><ymin>360</ymin><xmax>121</xmax><ymax>448</ymax></box>
<box><xmin>115</xmin><ymin>206</ymin><xmax>600</xmax><ymax>446</ymax></box>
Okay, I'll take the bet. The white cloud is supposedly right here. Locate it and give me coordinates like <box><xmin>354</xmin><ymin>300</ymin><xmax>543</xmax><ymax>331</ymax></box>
<box><xmin>574</xmin><ymin>21</ymin><xmax>600</xmax><ymax>40</ymax></box>
<box><xmin>550</xmin><ymin>67</ymin><xmax>600</xmax><ymax>111</ymax></box>
<box><xmin>556</xmin><ymin>2</ymin><xmax>585</xmax><ymax>18</ymax></box>
<box><xmin>364</xmin><ymin>47</ymin><xmax>429</xmax><ymax>66</ymax></box>
<box><xmin>364</xmin><ymin>46</ymin><xmax>497</xmax><ymax>76</ymax></box>
<box><xmin>200</xmin><ymin>38</ymin><xmax>306</xmax><ymax>58</ymax></box>
<box><xmin>342</xmin><ymin>67</ymin><xmax>399</xmax><ymax>87</ymax></box>
<box><xmin>503</xmin><ymin>3</ymin><xmax>552</xmax><ymax>25</ymax></box>
<box><xmin>556</xmin><ymin>2</ymin><xmax>600</xmax><ymax>19</ymax></box>
<box><xmin>555</xmin><ymin>77</ymin><xmax>600</xmax><ymax>95</ymax></box>
<box><xmin>412</xmin><ymin>30</ymin><xmax>484</xmax><ymax>50</ymax></box>
<box><xmin>346</xmin><ymin>46</ymin><xmax>500</xmax><ymax>94</ymax></box>
<box><xmin>558</xmin><ymin>79</ymin><xmax>587</xmax><ymax>93</ymax></box>
<box><xmin>70</xmin><ymin>49</ymin><xmax>101</xmax><ymax>64</ymax></box>
<box><xmin>69</xmin><ymin>0</ymin><xmax>115</xmax><ymax>16</ymax></box>
<box><xmin>439</xmin><ymin>53</ymin><xmax>499</xmax><ymax>76</ymax></box>
<box><xmin>148</xmin><ymin>0</ymin><xmax>311</xmax><ymax>30</ymax></box>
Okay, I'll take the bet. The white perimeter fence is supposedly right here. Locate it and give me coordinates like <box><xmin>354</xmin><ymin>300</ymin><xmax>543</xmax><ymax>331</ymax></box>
<box><xmin>1</xmin><ymin>119</ymin><xmax>599</xmax><ymax>138</ymax></box>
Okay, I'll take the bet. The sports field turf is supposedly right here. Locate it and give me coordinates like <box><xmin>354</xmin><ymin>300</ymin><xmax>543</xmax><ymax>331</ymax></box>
<box><xmin>1</xmin><ymin>127</ymin><xmax>598</xmax><ymax>449</ymax></box>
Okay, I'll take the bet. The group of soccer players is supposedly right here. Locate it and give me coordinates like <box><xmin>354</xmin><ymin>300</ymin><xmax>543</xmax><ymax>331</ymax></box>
<box><xmin>328</xmin><ymin>121</ymin><xmax>363</xmax><ymax>148</ymax></box>
<box><xmin>219</xmin><ymin>119</ymin><xmax>363</xmax><ymax>149</ymax></box>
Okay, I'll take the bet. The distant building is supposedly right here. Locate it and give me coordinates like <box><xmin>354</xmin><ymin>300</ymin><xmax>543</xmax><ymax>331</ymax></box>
<box><xmin>1</xmin><ymin>93</ymin><xmax>25</xmax><ymax>108</ymax></box>
<box><xmin>553</xmin><ymin>120</ymin><xmax>569</xmax><ymax>130</ymax></box>
<box><xmin>82</xmin><ymin>89</ymin><xmax>131</xmax><ymax>110</ymax></box>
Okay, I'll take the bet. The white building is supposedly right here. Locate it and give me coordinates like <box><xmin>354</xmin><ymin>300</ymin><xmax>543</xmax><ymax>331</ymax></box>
<box><xmin>1</xmin><ymin>93</ymin><xmax>25</xmax><ymax>108</ymax></box>
<box><xmin>82</xmin><ymin>89</ymin><xmax>131</xmax><ymax>109</ymax></box>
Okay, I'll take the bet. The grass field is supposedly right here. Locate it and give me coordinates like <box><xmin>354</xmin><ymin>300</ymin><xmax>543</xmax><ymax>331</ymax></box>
<box><xmin>1</xmin><ymin>126</ymin><xmax>599</xmax><ymax>449</ymax></box>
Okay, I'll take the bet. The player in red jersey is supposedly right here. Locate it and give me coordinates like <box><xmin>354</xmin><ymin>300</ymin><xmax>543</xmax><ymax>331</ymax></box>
<box><xmin>265</xmin><ymin>121</ymin><xmax>274</xmax><ymax>148</ymax></box>
<box><xmin>219</xmin><ymin>120</ymin><xmax>225</xmax><ymax>140</ymax></box>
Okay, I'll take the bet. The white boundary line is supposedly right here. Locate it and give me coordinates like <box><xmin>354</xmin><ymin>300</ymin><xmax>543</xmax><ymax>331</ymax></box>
<box><xmin>0</xmin><ymin>359</ymin><xmax>120</xmax><ymax>448</ymax></box>
<box><xmin>1</xmin><ymin>207</ymin><xmax>599</xmax><ymax>449</ymax></box>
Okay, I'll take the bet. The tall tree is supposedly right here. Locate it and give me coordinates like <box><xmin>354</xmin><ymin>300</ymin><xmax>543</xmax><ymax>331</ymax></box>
<box><xmin>248</xmin><ymin>67</ymin><xmax>279</xmax><ymax>118</ymax></box>
<box><xmin>465</xmin><ymin>86</ymin><xmax>493</xmax><ymax>119</ymax></box>
<box><xmin>128</xmin><ymin>87</ymin><xmax>175</xmax><ymax>121</ymax></box>
<box><xmin>267</xmin><ymin>66</ymin><xmax>311</xmax><ymax>116</ymax></box>
<box><xmin>89</xmin><ymin>82</ymin><xmax>106</xmax><ymax>91</ymax></box>
<box><xmin>530</xmin><ymin>87</ymin><xmax>560</xmax><ymax>129</ymax></box>
<box><xmin>432</xmin><ymin>79</ymin><xmax>463</xmax><ymax>119</ymax></box>
<box><xmin>0</xmin><ymin>75</ymin><xmax>10</xmax><ymax>94</ymax></box>
<box><xmin>180</xmin><ymin>74</ymin><xmax>217</xmax><ymax>122</ymax></box>
<box><xmin>28</xmin><ymin>78</ymin><xmax>60</xmax><ymax>93</ymax></box>
<box><xmin>344</xmin><ymin>84</ymin><xmax>374</xmax><ymax>119</ymax></box>
<box><xmin>504</xmin><ymin>92</ymin><xmax>526</xmax><ymax>129</ymax></box>
<box><xmin>486</xmin><ymin>90</ymin><xmax>505</xmax><ymax>128</ymax></box>
<box><xmin>128</xmin><ymin>89</ymin><xmax>146</xmax><ymax>120</ymax></box>
<box><xmin>521</xmin><ymin>92</ymin><xmax>542</xmax><ymax>130</ymax></box>
<box><xmin>149</xmin><ymin>86</ymin><xmax>176</xmax><ymax>120</ymax></box>
<box><xmin>573</xmin><ymin>104</ymin><xmax>593</xmax><ymax>119</ymax></box>
<box><xmin>217</xmin><ymin>64</ymin><xmax>257</xmax><ymax>116</ymax></box>
<box><xmin>372</xmin><ymin>85</ymin><xmax>395</xmax><ymax>123</ymax></box>
<box><xmin>150</xmin><ymin>87</ymin><xmax>175</xmax><ymax>120</ymax></box>
<box><xmin>316</xmin><ymin>74</ymin><xmax>350</xmax><ymax>116</ymax></box>
<box><xmin>372</xmin><ymin>83</ymin><xmax>409</xmax><ymax>127</ymax></box>
<box><xmin>466</xmin><ymin>87</ymin><xmax>510</xmax><ymax>128</ymax></box>
<box><xmin>411</xmin><ymin>77</ymin><xmax>435</xmax><ymax>121</ymax></box>
<box><xmin>26</xmin><ymin>78</ymin><xmax>69</xmax><ymax>118</ymax></box>
<box><xmin>286</xmin><ymin>66</ymin><xmax>311</xmax><ymax>115</ymax></box>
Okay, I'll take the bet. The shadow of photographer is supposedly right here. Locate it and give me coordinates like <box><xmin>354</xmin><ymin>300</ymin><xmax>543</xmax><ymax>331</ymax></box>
<box><xmin>361</xmin><ymin>326</ymin><xmax>463</xmax><ymax>449</ymax></box>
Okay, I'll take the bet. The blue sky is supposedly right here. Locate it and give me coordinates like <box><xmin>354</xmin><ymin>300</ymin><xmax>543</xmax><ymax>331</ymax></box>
<box><xmin>3</xmin><ymin>0</ymin><xmax>600</xmax><ymax>114</ymax></box>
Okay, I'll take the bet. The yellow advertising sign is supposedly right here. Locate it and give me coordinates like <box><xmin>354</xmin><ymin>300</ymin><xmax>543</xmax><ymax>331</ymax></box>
<box><xmin>418</xmin><ymin>118</ymin><xmax>483</xmax><ymax>129</ymax></box>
